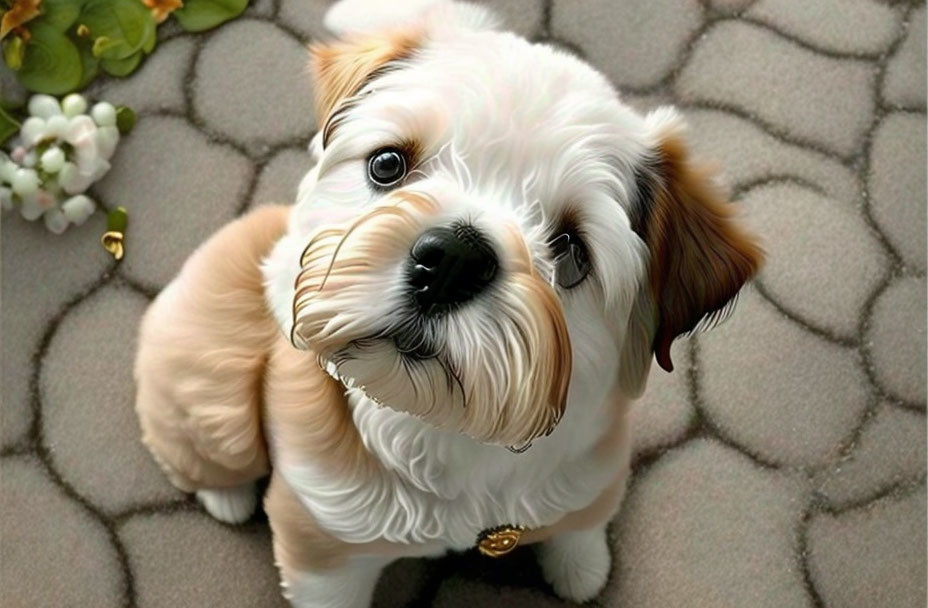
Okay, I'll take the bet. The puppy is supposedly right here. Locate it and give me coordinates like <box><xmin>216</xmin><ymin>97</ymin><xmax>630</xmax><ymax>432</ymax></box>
<box><xmin>135</xmin><ymin>1</ymin><xmax>763</xmax><ymax>606</ymax></box>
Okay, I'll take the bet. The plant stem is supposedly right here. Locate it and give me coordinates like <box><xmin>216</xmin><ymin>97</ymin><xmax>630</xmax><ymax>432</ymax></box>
<box><xmin>0</xmin><ymin>105</ymin><xmax>22</xmax><ymax>128</ymax></box>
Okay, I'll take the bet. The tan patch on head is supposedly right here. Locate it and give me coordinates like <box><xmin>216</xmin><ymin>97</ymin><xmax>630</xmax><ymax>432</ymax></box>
<box><xmin>642</xmin><ymin>134</ymin><xmax>764</xmax><ymax>371</ymax></box>
<box><xmin>310</xmin><ymin>27</ymin><xmax>424</xmax><ymax>127</ymax></box>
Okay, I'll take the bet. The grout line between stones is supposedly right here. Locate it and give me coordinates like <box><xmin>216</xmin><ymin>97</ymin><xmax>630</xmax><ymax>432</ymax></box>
<box><xmin>736</xmin><ymin>15</ymin><xmax>900</xmax><ymax>61</ymax></box>
<box><xmin>3</xmin><ymin>3</ymin><xmax>924</xmax><ymax>606</ymax></box>
<box><xmin>796</xmin><ymin>506</ymin><xmax>827</xmax><ymax>608</ymax></box>
<box><xmin>815</xmin><ymin>473</ymin><xmax>927</xmax><ymax>517</ymax></box>
<box><xmin>12</xmin><ymin>265</ymin><xmax>141</xmax><ymax>607</ymax></box>
<box><xmin>540</xmin><ymin>0</ymin><xmax>553</xmax><ymax>39</ymax></box>
<box><xmin>729</xmin><ymin>174</ymin><xmax>827</xmax><ymax>201</ymax></box>
<box><xmin>752</xmin><ymin>280</ymin><xmax>861</xmax><ymax>348</ymax></box>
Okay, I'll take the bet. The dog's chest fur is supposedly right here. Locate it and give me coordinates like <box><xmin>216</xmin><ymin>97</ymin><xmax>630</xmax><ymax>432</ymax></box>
<box><xmin>277</xmin><ymin>380</ymin><xmax>628</xmax><ymax>551</ymax></box>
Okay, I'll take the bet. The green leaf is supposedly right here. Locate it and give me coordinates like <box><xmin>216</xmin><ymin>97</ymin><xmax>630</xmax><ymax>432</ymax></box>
<box><xmin>142</xmin><ymin>24</ymin><xmax>156</xmax><ymax>54</ymax></box>
<box><xmin>3</xmin><ymin>35</ymin><xmax>25</xmax><ymax>70</ymax></box>
<box><xmin>75</xmin><ymin>39</ymin><xmax>99</xmax><ymax>88</ymax></box>
<box><xmin>91</xmin><ymin>35</ymin><xmax>121</xmax><ymax>57</ymax></box>
<box><xmin>17</xmin><ymin>21</ymin><xmax>83</xmax><ymax>95</ymax></box>
<box><xmin>40</xmin><ymin>0</ymin><xmax>86</xmax><ymax>32</ymax></box>
<box><xmin>78</xmin><ymin>0</ymin><xmax>155</xmax><ymax>60</ymax></box>
<box><xmin>100</xmin><ymin>50</ymin><xmax>141</xmax><ymax>77</ymax></box>
<box><xmin>0</xmin><ymin>105</ymin><xmax>21</xmax><ymax>145</ymax></box>
<box><xmin>173</xmin><ymin>0</ymin><xmax>248</xmax><ymax>33</ymax></box>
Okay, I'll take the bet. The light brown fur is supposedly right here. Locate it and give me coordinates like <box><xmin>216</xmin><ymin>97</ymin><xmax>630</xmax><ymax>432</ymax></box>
<box><xmin>263</xmin><ymin>344</ymin><xmax>631</xmax><ymax>576</ymax></box>
<box><xmin>310</xmin><ymin>27</ymin><xmax>424</xmax><ymax>127</ymax></box>
<box><xmin>135</xmin><ymin>203</ymin><xmax>629</xmax><ymax>568</ymax></box>
<box><xmin>134</xmin><ymin>205</ymin><xmax>288</xmax><ymax>492</ymax></box>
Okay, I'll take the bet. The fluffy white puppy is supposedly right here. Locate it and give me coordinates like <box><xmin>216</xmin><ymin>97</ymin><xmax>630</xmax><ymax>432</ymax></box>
<box><xmin>135</xmin><ymin>1</ymin><xmax>763</xmax><ymax>606</ymax></box>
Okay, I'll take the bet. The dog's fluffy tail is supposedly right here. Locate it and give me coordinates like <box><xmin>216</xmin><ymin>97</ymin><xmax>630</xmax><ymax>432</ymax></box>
<box><xmin>324</xmin><ymin>0</ymin><xmax>499</xmax><ymax>36</ymax></box>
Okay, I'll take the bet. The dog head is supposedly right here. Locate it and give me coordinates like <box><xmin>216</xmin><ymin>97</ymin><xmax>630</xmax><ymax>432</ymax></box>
<box><xmin>278</xmin><ymin>0</ymin><xmax>763</xmax><ymax>450</ymax></box>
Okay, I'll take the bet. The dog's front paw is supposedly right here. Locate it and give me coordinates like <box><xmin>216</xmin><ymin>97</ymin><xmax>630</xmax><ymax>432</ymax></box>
<box><xmin>537</xmin><ymin>525</ymin><xmax>611</xmax><ymax>603</ymax></box>
<box><xmin>196</xmin><ymin>483</ymin><xmax>257</xmax><ymax>524</ymax></box>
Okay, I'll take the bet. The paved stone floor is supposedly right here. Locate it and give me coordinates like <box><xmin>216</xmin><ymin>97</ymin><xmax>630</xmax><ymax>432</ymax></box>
<box><xmin>2</xmin><ymin>1</ymin><xmax>926</xmax><ymax>606</ymax></box>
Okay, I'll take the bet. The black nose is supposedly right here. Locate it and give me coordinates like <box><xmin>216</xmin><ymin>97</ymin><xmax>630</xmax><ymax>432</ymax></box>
<box><xmin>407</xmin><ymin>224</ymin><xmax>498</xmax><ymax>314</ymax></box>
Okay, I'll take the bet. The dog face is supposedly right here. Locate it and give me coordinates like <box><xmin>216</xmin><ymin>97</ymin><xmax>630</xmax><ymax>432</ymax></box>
<box><xmin>283</xmin><ymin>5</ymin><xmax>762</xmax><ymax>450</ymax></box>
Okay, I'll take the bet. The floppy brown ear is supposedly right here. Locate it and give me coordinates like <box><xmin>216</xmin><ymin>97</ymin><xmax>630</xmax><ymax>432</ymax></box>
<box><xmin>634</xmin><ymin>113</ymin><xmax>764</xmax><ymax>372</ymax></box>
<box><xmin>309</xmin><ymin>28</ymin><xmax>423</xmax><ymax>128</ymax></box>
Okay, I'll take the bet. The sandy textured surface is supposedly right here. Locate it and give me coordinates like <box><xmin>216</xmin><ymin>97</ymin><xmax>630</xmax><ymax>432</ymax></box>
<box><xmin>2</xmin><ymin>1</ymin><xmax>926</xmax><ymax>606</ymax></box>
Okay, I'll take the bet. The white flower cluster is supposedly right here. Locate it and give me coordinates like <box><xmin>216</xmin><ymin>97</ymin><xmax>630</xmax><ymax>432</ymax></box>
<box><xmin>0</xmin><ymin>94</ymin><xmax>121</xmax><ymax>234</ymax></box>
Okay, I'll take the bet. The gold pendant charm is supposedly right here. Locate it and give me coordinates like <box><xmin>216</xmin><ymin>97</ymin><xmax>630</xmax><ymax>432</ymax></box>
<box><xmin>476</xmin><ymin>525</ymin><xmax>525</xmax><ymax>558</ymax></box>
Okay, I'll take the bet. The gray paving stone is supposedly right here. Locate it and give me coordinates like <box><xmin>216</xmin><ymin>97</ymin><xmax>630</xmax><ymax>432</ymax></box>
<box><xmin>1</xmin><ymin>457</ymin><xmax>123</xmax><ymax>607</ymax></box>
<box><xmin>248</xmin><ymin>0</ymin><xmax>277</xmax><ymax>18</ymax></box>
<box><xmin>278</xmin><ymin>0</ymin><xmax>331</xmax><ymax>40</ymax></box>
<box><xmin>707</xmin><ymin>0</ymin><xmax>755</xmax><ymax>13</ymax></box>
<box><xmin>278</xmin><ymin>0</ymin><xmax>545</xmax><ymax>41</ymax></box>
<box><xmin>1</xmin><ymin>214</ymin><xmax>111</xmax><ymax>449</ymax></box>
<box><xmin>700</xmin><ymin>290</ymin><xmax>869</xmax><ymax>468</ymax></box>
<box><xmin>815</xmin><ymin>405</ymin><xmax>927</xmax><ymax>507</ymax></box>
<box><xmin>686</xmin><ymin>109</ymin><xmax>860</xmax><ymax>204</ymax></box>
<box><xmin>739</xmin><ymin>183</ymin><xmax>889</xmax><ymax>340</ymax></box>
<box><xmin>747</xmin><ymin>0</ymin><xmax>900</xmax><ymax>55</ymax></box>
<box><xmin>609</xmin><ymin>439</ymin><xmax>809</xmax><ymax>608</ymax></box>
<box><xmin>808</xmin><ymin>487</ymin><xmax>927</xmax><ymax>608</ymax></box>
<box><xmin>94</xmin><ymin>115</ymin><xmax>253</xmax><ymax>288</ymax></box>
<box><xmin>433</xmin><ymin>576</ymin><xmax>566</xmax><ymax>608</ymax></box>
<box><xmin>869</xmin><ymin>112</ymin><xmax>927</xmax><ymax>272</ymax></box>
<box><xmin>193</xmin><ymin>19</ymin><xmax>315</xmax><ymax>149</ymax></box>
<box><xmin>121</xmin><ymin>511</ymin><xmax>286</xmax><ymax>608</ymax></box>
<box><xmin>551</xmin><ymin>0</ymin><xmax>704</xmax><ymax>89</ymax></box>
<box><xmin>867</xmin><ymin>276</ymin><xmax>927</xmax><ymax>407</ymax></box>
<box><xmin>96</xmin><ymin>37</ymin><xmax>195</xmax><ymax>115</ymax></box>
<box><xmin>250</xmin><ymin>147</ymin><xmax>313</xmax><ymax>208</ymax></box>
<box><xmin>473</xmin><ymin>0</ymin><xmax>546</xmax><ymax>40</ymax></box>
<box><xmin>621</xmin><ymin>93</ymin><xmax>674</xmax><ymax>115</ymax></box>
<box><xmin>676</xmin><ymin>21</ymin><xmax>876</xmax><ymax>157</ymax></box>
<box><xmin>883</xmin><ymin>6</ymin><xmax>927</xmax><ymax>109</ymax></box>
<box><xmin>630</xmin><ymin>340</ymin><xmax>694</xmax><ymax>457</ymax></box>
<box><xmin>41</xmin><ymin>284</ymin><xmax>183</xmax><ymax>514</ymax></box>
<box><xmin>372</xmin><ymin>559</ymin><xmax>433</xmax><ymax>608</ymax></box>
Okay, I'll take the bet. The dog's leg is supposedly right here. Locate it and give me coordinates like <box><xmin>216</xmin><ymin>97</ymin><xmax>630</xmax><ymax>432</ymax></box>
<box><xmin>537</xmin><ymin>521</ymin><xmax>611</xmax><ymax>603</ymax></box>
<box><xmin>196</xmin><ymin>482</ymin><xmax>258</xmax><ymax>524</ymax></box>
<box><xmin>283</xmin><ymin>556</ymin><xmax>391</xmax><ymax>608</ymax></box>
<box><xmin>135</xmin><ymin>206</ymin><xmax>289</xmax><ymax>498</ymax></box>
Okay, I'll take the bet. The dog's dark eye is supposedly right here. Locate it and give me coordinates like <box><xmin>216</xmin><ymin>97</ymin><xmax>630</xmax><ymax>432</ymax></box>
<box><xmin>367</xmin><ymin>147</ymin><xmax>407</xmax><ymax>188</ymax></box>
<box><xmin>549</xmin><ymin>228</ymin><xmax>591</xmax><ymax>289</ymax></box>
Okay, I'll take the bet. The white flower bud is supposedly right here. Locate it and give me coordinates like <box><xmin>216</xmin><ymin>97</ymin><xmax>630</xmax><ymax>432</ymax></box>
<box><xmin>66</xmin><ymin>115</ymin><xmax>97</xmax><ymax>144</ymax></box>
<box><xmin>22</xmin><ymin>151</ymin><xmax>37</xmax><ymax>168</ymax></box>
<box><xmin>20</xmin><ymin>117</ymin><xmax>46</xmax><ymax>147</ymax></box>
<box><xmin>61</xmin><ymin>94</ymin><xmax>88</xmax><ymax>118</ymax></box>
<box><xmin>40</xmin><ymin>147</ymin><xmax>66</xmax><ymax>174</ymax></box>
<box><xmin>95</xmin><ymin>126</ymin><xmax>120</xmax><ymax>161</ymax></box>
<box><xmin>19</xmin><ymin>192</ymin><xmax>44</xmax><ymax>221</ymax></box>
<box><xmin>88</xmin><ymin>158</ymin><xmax>111</xmax><ymax>182</ymax></box>
<box><xmin>44</xmin><ymin>207</ymin><xmax>69</xmax><ymax>234</ymax></box>
<box><xmin>44</xmin><ymin>115</ymin><xmax>70</xmax><ymax>141</ymax></box>
<box><xmin>0</xmin><ymin>186</ymin><xmax>12</xmax><ymax>211</ymax></box>
<box><xmin>58</xmin><ymin>162</ymin><xmax>93</xmax><ymax>195</ymax></box>
<box><xmin>62</xmin><ymin>194</ymin><xmax>96</xmax><ymax>225</ymax></box>
<box><xmin>11</xmin><ymin>168</ymin><xmax>39</xmax><ymax>196</ymax></box>
<box><xmin>91</xmin><ymin>102</ymin><xmax>116</xmax><ymax>127</ymax></box>
<box><xmin>27</xmin><ymin>94</ymin><xmax>62</xmax><ymax>119</ymax></box>
<box><xmin>0</xmin><ymin>159</ymin><xmax>16</xmax><ymax>183</ymax></box>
